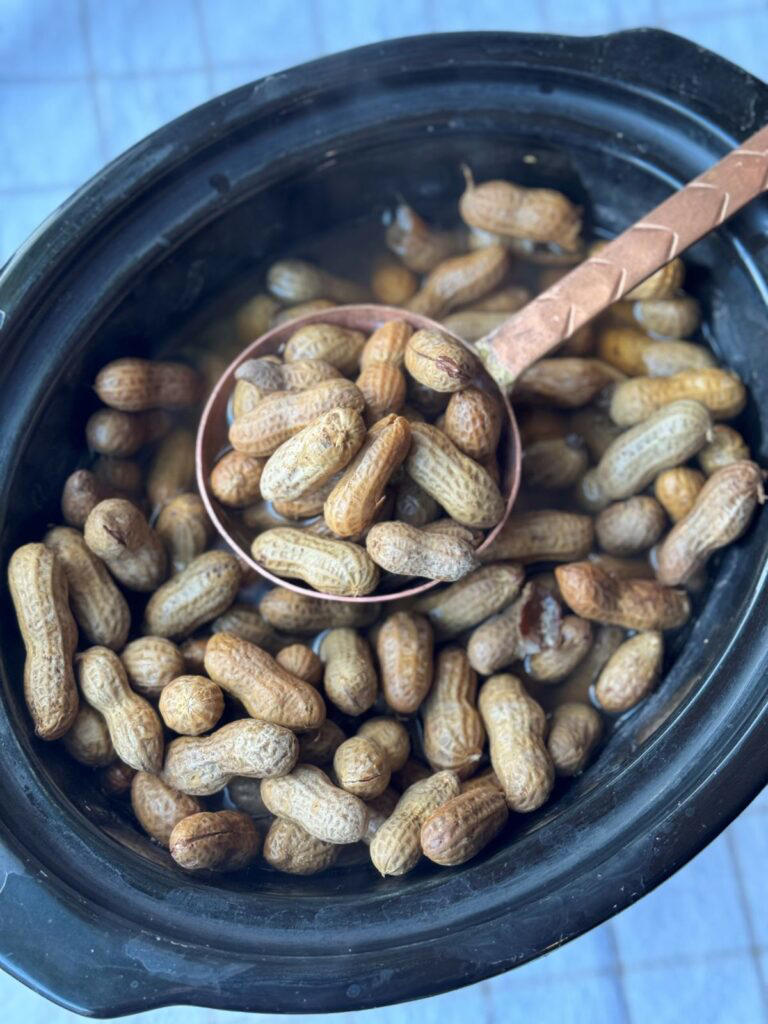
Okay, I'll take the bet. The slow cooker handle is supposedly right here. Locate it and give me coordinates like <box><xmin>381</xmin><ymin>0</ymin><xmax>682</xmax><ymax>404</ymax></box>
<box><xmin>476</xmin><ymin>123</ymin><xmax>768</xmax><ymax>386</ymax></box>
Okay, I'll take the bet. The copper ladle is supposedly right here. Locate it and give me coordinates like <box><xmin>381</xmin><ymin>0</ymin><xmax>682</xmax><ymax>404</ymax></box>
<box><xmin>197</xmin><ymin>123</ymin><xmax>768</xmax><ymax>603</ymax></box>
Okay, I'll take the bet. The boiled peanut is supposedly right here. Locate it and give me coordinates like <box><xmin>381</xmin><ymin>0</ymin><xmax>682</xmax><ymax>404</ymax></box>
<box><xmin>61</xmin><ymin>469</ymin><xmax>112</xmax><ymax>528</ymax></box>
<box><xmin>459</xmin><ymin>167</ymin><xmax>582</xmax><ymax>250</ymax></box>
<box><xmin>480</xmin><ymin>510</ymin><xmax>594</xmax><ymax>564</ymax></box>
<box><xmin>229</xmin><ymin>379</ymin><xmax>365</xmax><ymax>457</ymax></box>
<box><xmin>386</xmin><ymin>201</ymin><xmax>465</xmax><ymax>272</ymax></box>
<box><xmin>144</xmin><ymin>551</ymin><xmax>240</xmax><ymax>638</ymax></box>
<box><xmin>555</xmin><ymin>561</ymin><xmax>690</xmax><ymax>630</ymax></box>
<box><xmin>698</xmin><ymin>424</ymin><xmax>750</xmax><ymax>475</ymax></box>
<box><xmin>420</xmin><ymin>786</ymin><xmax>507</xmax><ymax>866</ymax></box>
<box><xmin>370</xmin><ymin>770</ymin><xmax>460</xmax><ymax>876</ymax></box>
<box><xmin>93</xmin><ymin>456</ymin><xmax>143</xmax><ymax>495</ymax></box>
<box><xmin>467</xmin><ymin>581</ymin><xmax>561</xmax><ymax>676</ymax></box>
<box><xmin>405</xmin><ymin>422</ymin><xmax>504</xmax><ymax>528</ymax></box>
<box><xmin>283</xmin><ymin>323</ymin><xmax>366</xmax><ymax>375</ymax></box>
<box><xmin>163</xmin><ymin>718</ymin><xmax>298</xmax><ymax>795</ymax></box>
<box><xmin>530</xmin><ymin>624</ymin><xmax>625</xmax><ymax>712</ymax></box>
<box><xmin>423</xmin><ymin>647</ymin><xmax>483</xmax><ymax>777</ymax></box>
<box><xmin>146</xmin><ymin>428</ymin><xmax>195</xmax><ymax>508</ymax></box>
<box><xmin>363</xmin><ymin>787</ymin><xmax>401</xmax><ymax>844</ymax></box>
<box><xmin>478</xmin><ymin>674</ymin><xmax>553</xmax><ymax>811</ymax></box>
<box><xmin>547</xmin><ymin>703</ymin><xmax>603</xmax><ymax>775</ymax></box>
<box><xmin>632</xmin><ymin>294</ymin><xmax>701</xmax><ymax>337</ymax></box>
<box><xmin>334</xmin><ymin>736</ymin><xmax>391</xmax><ymax>799</ymax></box>
<box><xmin>358</xmin><ymin>718</ymin><xmax>410</xmax><ymax>772</ymax></box>
<box><xmin>158</xmin><ymin>675</ymin><xmax>225</xmax><ymax>736</ymax></box>
<box><xmin>460</xmin><ymin>768</ymin><xmax>502</xmax><ymax>794</ymax></box>
<box><xmin>259</xmin><ymin>587</ymin><xmax>380</xmax><ymax>634</ymax></box>
<box><xmin>514</xmin><ymin>358</ymin><xmax>622</xmax><ymax>409</ymax></box>
<box><xmin>404</xmin><ymin>328</ymin><xmax>480</xmax><ymax>392</ymax></box>
<box><xmin>610</xmin><ymin>368</ymin><xmax>746</xmax><ymax>426</ymax></box>
<box><xmin>414</xmin><ymin>562</ymin><xmax>524</xmax><ymax>638</ymax></box>
<box><xmin>234</xmin><ymin>292</ymin><xmax>281</xmax><ymax>341</ymax></box>
<box><xmin>376</xmin><ymin>611</ymin><xmax>434</xmax><ymax>714</ymax></box>
<box><xmin>169</xmin><ymin>810</ymin><xmax>261</xmax><ymax>871</ymax></box>
<box><xmin>441</xmin><ymin>310</ymin><xmax>506</xmax><ymax>343</ymax></box>
<box><xmin>408</xmin><ymin>244</ymin><xmax>510</xmax><ymax>318</ymax></box>
<box><xmin>394</xmin><ymin>474</ymin><xmax>440</xmax><ymax>527</ymax></box>
<box><xmin>319</xmin><ymin>627</ymin><xmax>378</xmax><ymax>715</ymax></box>
<box><xmin>8</xmin><ymin>543</ymin><xmax>79</xmax><ymax>740</ymax></box>
<box><xmin>210</xmin><ymin>450</ymin><xmax>265</xmax><ymax>508</ymax></box>
<box><xmin>131</xmin><ymin>771</ymin><xmax>202</xmax><ymax>846</ymax></box>
<box><xmin>121</xmin><ymin>636</ymin><xmax>185</xmax><ymax>699</ymax></box>
<box><xmin>654</xmin><ymin>467</ymin><xmax>706</xmax><ymax>522</ymax></box>
<box><xmin>261</xmin><ymin>764</ymin><xmax>369</xmax><ymax>844</ymax></box>
<box><xmin>275</xmin><ymin>644</ymin><xmax>322</xmax><ymax>685</ymax></box>
<box><xmin>595</xmin><ymin>400</ymin><xmax>712</xmax><ymax>500</ymax></box>
<box><xmin>84</xmin><ymin>498</ymin><xmax>167</xmax><ymax>591</ymax></box>
<box><xmin>422</xmin><ymin>518</ymin><xmax>484</xmax><ymax>545</ymax></box>
<box><xmin>260</xmin><ymin>407</ymin><xmax>366</xmax><ymax>503</ymax></box>
<box><xmin>595</xmin><ymin>496</ymin><xmax>666</xmax><ymax>556</ymax></box>
<box><xmin>595</xmin><ymin>631</ymin><xmax>663</xmax><ymax>712</ymax></box>
<box><xmin>155</xmin><ymin>493</ymin><xmax>211</xmax><ymax>573</ymax></box>
<box><xmin>62</xmin><ymin>704</ymin><xmax>114</xmax><ymax>766</ymax></box>
<box><xmin>597</xmin><ymin>326</ymin><xmax>714</xmax><ymax>377</ymax></box>
<box><xmin>76</xmin><ymin>646</ymin><xmax>163</xmax><ymax>772</ymax></box>
<box><xmin>359</xmin><ymin>319</ymin><xmax>413</xmax><ymax>369</ymax></box>
<box><xmin>371</xmin><ymin>260</ymin><xmax>419</xmax><ymax>305</ymax></box>
<box><xmin>569</xmin><ymin>406</ymin><xmax>624</xmax><ymax>460</ymax></box>
<box><xmin>95</xmin><ymin>358</ymin><xmax>200</xmax><ymax>411</ymax></box>
<box><xmin>656</xmin><ymin>461</ymin><xmax>764</xmax><ymax>586</ymax></box>
<box><xmin>251</xmin><ymin>528</ymin><xmax>380</xmax><ymax>596</ymax></box>
<box><xmin>272</xmin><ymin>476</ymin><xmax>339</xmax><ymax>520</ymax></box>
<box><xmin>86</xmin><ymin>408</ymin><xmax>171</xmax><ymax>457</ymax></box>
<box><xmin>267</xmin><ymin>258</ymin><xmax>367</xmax><ymax>304</ymax></box>
<box><xmin>44</xmin><ymin>526</ymin><xmax>130</xmax><ymax>650</ymax></box>
<box><xmin>366</xmin><ymin>520</ymin><xmax>479</xmax><ymax>582</ymax></box>
<box><xmin>464</xmin><ymin>282</ymin><xmax>531</xmax><ymax>313</ymax></box>
<box><xmin>442</xmin><ymin>386</ymin><xmax>502</xmax><ymax>461</ymax></box>
<box><xmin>356</xmin><ymin>362</ymin><xmax>407</xmax><ymax>423</ymax></box>
<box><xmin>271</xmin><ymin>299</ymin><xmax>337</xmax><ymax>327</ymax></box>
<box><xmin>236</xmin><ymin>356</ymin><xmax>341</xmax><ymax>392</ymax></box>
<box><xmin>523</xmin><ymin>435</ymin><xmax>589</xmax><ymax>489</ymax></box>
<box><xmin>232</xmin><ymin>379</ymin><xmax>264</xmax><ymax>419</ymax></box>
<box><xmin>263</xmin><ymin>818</ymin><xmax>339</xmax><ymax>875</ymax></box>
<box><xmin>204</xmin><ymin>631</ymin><xmax>324</xmax><ymax>730</ymax></box>
<box><xmin>98</xmin><ymin>759</ymin><xmax>136</xmax><ymax>796</ymax></box>
<box><xmin>525</xmin><ymin>616</ymin><xmax>592</xmax><ymax>684</ymax></box>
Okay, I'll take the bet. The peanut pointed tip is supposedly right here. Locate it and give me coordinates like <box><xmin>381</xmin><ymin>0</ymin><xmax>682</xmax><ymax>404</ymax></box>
<box><xmin>460</xmin><ymin>163</ymin><xmax>475</xmax><ymax>191</ymax></box>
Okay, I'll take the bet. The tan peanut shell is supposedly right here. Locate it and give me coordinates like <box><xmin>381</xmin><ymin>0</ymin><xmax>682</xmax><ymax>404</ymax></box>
<box><xmin>480</xmin><ymin>510</ymin><xmax>594</xmax><ymax>564</ymax></box>
<box><xmin>523</xmin><ymin>436</ymin><xmax>589</xmax><ymax>490</ymax></box>
<box><xmin>595</xmin><ymin>496</ymin><xmax>666</xmax><ymax>556</ymax></box>
<box><xmin>271</xmin><ymin>299</ymin><xmax>337</xmax><ymax>327</ymax></box>
<box><xmin>656</xmin><ymin>461</ymin><xmax>764</xmax><ymax>586</ymax></box>
<box><xmin>547</xmin><ymin>703</ymin><xmax>603</xmax><ymax>775</ymax></box>
<box><xmin>459</xmin><ymin>168</ymin><xmax>582</xmax><ymax>249</ymax></box>
<box><xmin>267</xmin><ymin>258</ymin><xmax>367</xmax><ymax>304</ymax></box>
<box><xmin>595</xmin><ymin>400</ymin><xmax>713</xmax><ymax>501</ymax></box>
<box><xmin>8</xmin><ymin>543</ymin><xmax>79</xmax><ymax>740</ymax></box>
<box><xmin>234</xmin><ymin>292</ymin><xmax>281</xmax><ymax>341</ymax></box>
<box><xmin>237</xmin><ymin>357</ymin><xmax>342</xmax><ymax>392</ymax></box>
<box><xmin>169</xmin><ymin>810</ymin><xmax>261</xmax><ymax>871</ymax></box>
<box><xmin>422</xmin><ymin>647</ymin><xmax>484</xmax><ymax>777</ymax></box>
<box><xmin>319</xmin><ymin>627</ymin><xmax>378</xmax><ymax>715</ymax></box>
<box><xmin>597</xmin><ymin>326</ymin><xmax>714</xmax><ymax>377</ymax></box>
<box><xmin>259</xmin><ymin>587</ymin><xmax>380</xmax><ymax>634</ymax></box>
<box><xmin>370</xmin><ymin>770</ymin><xmax>460</xmax><ymax>876</ymax></box>
<box><xmin>569</xmin><ymin>406</ymin><xmax>624</xmax><ymax>461</ymax></box>
<box><xmin>531</xmin><ymin>624</ymin><xmax>625</xmax><ymax>712</ymax></box>
<box><xmin>595</xmin><ymin>631</ymin><xmax>663</xmax><ymax>712</ymax></box>
<box><xmin>610</xmin><ymin>369</ymin><xmax>746</xmax><ymax>427</ymax></box>
<box><xmin>371</xmin><ymin>261</ymin><xmax>419</xmax><ymax>305</ymax></box>
<box><xmin>131</xmin><ymin>771</ymin><xmax>202</xmax><ymax>846</ymax></box>
<box><xmin>76</xmin><ymin>646</ymin><xmax>163</xmax><ymax>772</ymax></box>
<box><xmin>260</xmin><ymin>407</ymin><xmax>366</xmax><ymax>503</ymax></box>
<box><xmin>162</xmin><ymin>718</ymin><xmax>298</xmax><ymax>795</ymax></box>
<box><xmin>366</xmin><ymin>520</ymin><xmax>480</xmax><ymax>581</ymax></box>
<box><xmin>422</xmin><ymin>518</ymin><xmax>484</xmax><ymax>545</ymax></box>
<box><xmin>359</xmin><ymin>319</ymin><xmax>413</xmax><ymax>369</ymax></box>
<box><xmin>158</xmin><ymin>675</ymin><xmax>225</xmax><ymax>736</ymax></box>
<box><xmin>698</xmin><ymin>424</ymin><xmax>751</xmax><ymax>475</ymax></box>
<box><xmin>121</xmin><ymin>636</ymin><xmax>185</xmax><ymax>698</ymax></box>
<box><xmin>86</xmin><ymin>408</ymin><xmax>171</xmax><ymax>457</ymax></box>
<box><xmin>414</xmin><ymin>562</ymin><xmax>524</xmax><ymax>638</ymax></box>
<box><xmin>654</xmin><ymin>467</ymin><xmax>706</xmax><ymax>522</ymax></box>
<box><xmin>394</xmin><ymin>474</ymin><xmax>441</xmax><ymax>527</ymax></box>
<box><xmin>478</xmin><ymin>674</ymin><xmax>553</xmax><ymax>811</ymax></box>
<box><xmin>441</xmin><ymin>310</ymin><xmax>507</xmax><ymax>342</ymax></box>
<box><xmin>146</xmin><ymin>428</ymin><xmax>196</xmax><ymax>508</ymax></box>
<box><xmin>205</xmin><ymin>631</ymin><xmax>325</xmax><ymax>730</ymax></box>
<box><xmin>627</xmin><ymin>295</ymin><xmax>701</xmax><ymax>338</ymax></box>
<box><xmin>420</xmin><ymin>786</ymin><xmax>508</xmax><ymax>866</ymax></box>
<box><xmin>333</xmin><ymin>736</ymin><xmax>391</xmax><ymax>799</ymax></box>
<box><xmin>62</xmin><ymin>469</ymin><xmax>111</xmax><ymax>528</ymax></box>
<box><xmin>386</xmin><ymin>201</ymin><xmax>465</xmax><ymax>272</ymax></box>
<box><xmin>363</xmin><ymin>787</ymin><xmax>401</xmax><ymax>844</ymax></box>
<box><xmin>465</xmin><ymin>282</ymin><xmax>531</xmax><ymax>313</ymax></box>
<box><xmin>84</xmin><ymin>498</ymin><xmax>167</xmax><ymax>592</ymax></box>
<box><xmin>229</xmin><ymin>378</ymin><xmax>365</xmax><ymax>457</ymax></box>
<box><xmin>460</xmin><ymin>768</ymin><xmax>502</xmax><ymax>795</ymax></box>
<box><xmin>99</xmin><ymin>759</ymin><xmax>136</xmax><ymax>796</ymax></box>
<box><xmin>626</xmin><ymin>260</ymin><xmax>685</xmax><ymax>300</ymax></box>
<box><xmin>298</xmin><ymin>719</ymin><xmax>346</xmax><ymax>766</ymax></box>
<box><xmin>555</xmin><ymin>562</ymin><xmax>690</xmax><ymax>630</ymax></box>
<box><xmin>94</xmin><ymin>358</ymin><xmax>200</xmax><ymax>411</ymax></box>
<box><xmin>526</xmin><ymin>616</ymin><xmax>593</xmax><ymax>684</ymax></box>
<box><xmin>232</xmin><ymin>379</ymin><xmax>264</xmax><ymax>419</ymax></box>
<box><xmin>574</xmin><ymin>468</ymin><xmax>611</xmax><ymax>513</ymax></box>
<box><xmin>404</xmin><ymin>328</ymin><xmax>480</xmax><ymax>392</ymax></box>
<box><xmin>275</xmin><ymin>644</ymin><xmax>323</xmax><ymax>685</ymax></box>
<box><xmin>251</xmin><ymin>527</ymin><xmax>380</xmax><ymax>597</ymax></box>
<box><xmin>376</xmin><ymin>611</ymin><xmax>434</xmax><ymax>714</ymax></box>
<box><xmin>263</xmin><ymin>818</ymin><xmax>339</xmax><ymax>875</ymax></box>
<box><xmin>513</xmin><ymin>358</ymin><xmax>622</xmax><ymax>409</ymax></box>
<box><xmin>62</xmin><ymin>704</ymin><xmax>114</xmax><ymax>766</ymax></box>
<box><xmin>408</xmin><ymin>244</ymin><xmax>509</xmax><ymax>318</ymax></box>
<box><xmin>155</xmin><ymin>493</ymin><xmax>211</xmax><ymax>573</ymax></box>
<box><xmin>356</xmin><ymin>362</ymin><xmax>407</xmax><ymax>423</ymax></box>
<box><xmin>405</xmin><ymin>422</ymin><xmax>504</xmax><ymax>528</ymax></box>
<box><xmin>144</xmin><ymin>551</ymin><xmax>240</xmax><ymax>638</ymax></box>
<box><xmin>358</xmin><ymin>717</ymin><xmax>410</xmax><ymax>772</ymax></box>
<box><xmin>44</xmin><ymin>526</ymin><xmax>130</xmax><ymax>650</ymax></box>
<box><xmin>261</xmin><ymin>764</ymin><xmax>369</xmax><ymax>844</ymax></box>
<box><xmin>467</xmin><ymin>581</ymin><xmax>561</xmax><ymax>676</ymax></box>
<box><xmin>283</xmin><ymin>323</ymin><xmax>366</xmax><ymax>375</ymax></box>
<box><xmin>210</xmin><ymin>450</ymin><xmax>265</xmax><ymax>508</ymax></box>
<box><xmin>271</xmin><ymin>477</ymin><xmax>339</xmax><ymax>519</ymax></box>
<box><xmin>443</xmin><ymin>387</ymin><xmax>502</xmax><ymax>460</ymax></box>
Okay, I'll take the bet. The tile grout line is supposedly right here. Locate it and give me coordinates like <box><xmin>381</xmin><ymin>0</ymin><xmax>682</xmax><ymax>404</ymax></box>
<box><xmin>604</xmin><ymin>921</ymin><xmax>635</xmax><ymax>1024</ymax></box>
<box><xmin>190</xmin><ymin>0</ymin><xmax>216</xmax><ymax>97</ymax></box>
<box><xmin>77</xmin><ymin>0</ymin><xmax>110</xmax><ymax>164</ymax></box>
<box><xmin>725</xmin><ymin>828</ymin><xmax>768</xmax><ymax>1015</ymax></box>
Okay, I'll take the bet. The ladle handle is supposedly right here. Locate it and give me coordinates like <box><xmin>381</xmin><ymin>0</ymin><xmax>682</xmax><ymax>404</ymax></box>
<box><xmin>477</xmin><ymin>123</ymin><xmax>768</xmax><ymax>387</ymax></box>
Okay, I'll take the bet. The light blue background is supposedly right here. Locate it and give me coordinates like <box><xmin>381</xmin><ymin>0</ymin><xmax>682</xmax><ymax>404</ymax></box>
<box><xmin>1</xmin><ymin>2</ymin><xmax>768</xmax><ymax>1021</ymax></box>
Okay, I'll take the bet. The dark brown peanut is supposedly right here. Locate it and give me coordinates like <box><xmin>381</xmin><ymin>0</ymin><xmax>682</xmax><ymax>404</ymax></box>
<box><xmin>547</xmin><ymin>703</ymin><xmax>603</xmax><ymax>775</ymax></box>
<box><xmin>169</xmin><ymin>810</ymin><xmax>261</xmax><ymax>871</ymax></box>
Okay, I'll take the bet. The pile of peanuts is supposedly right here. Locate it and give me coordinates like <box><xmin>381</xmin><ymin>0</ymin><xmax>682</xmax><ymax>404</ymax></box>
<box><xmin>7</xmin><ymin>165</ymin><xmax>765</xmax><ymax>877</ymax></box>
